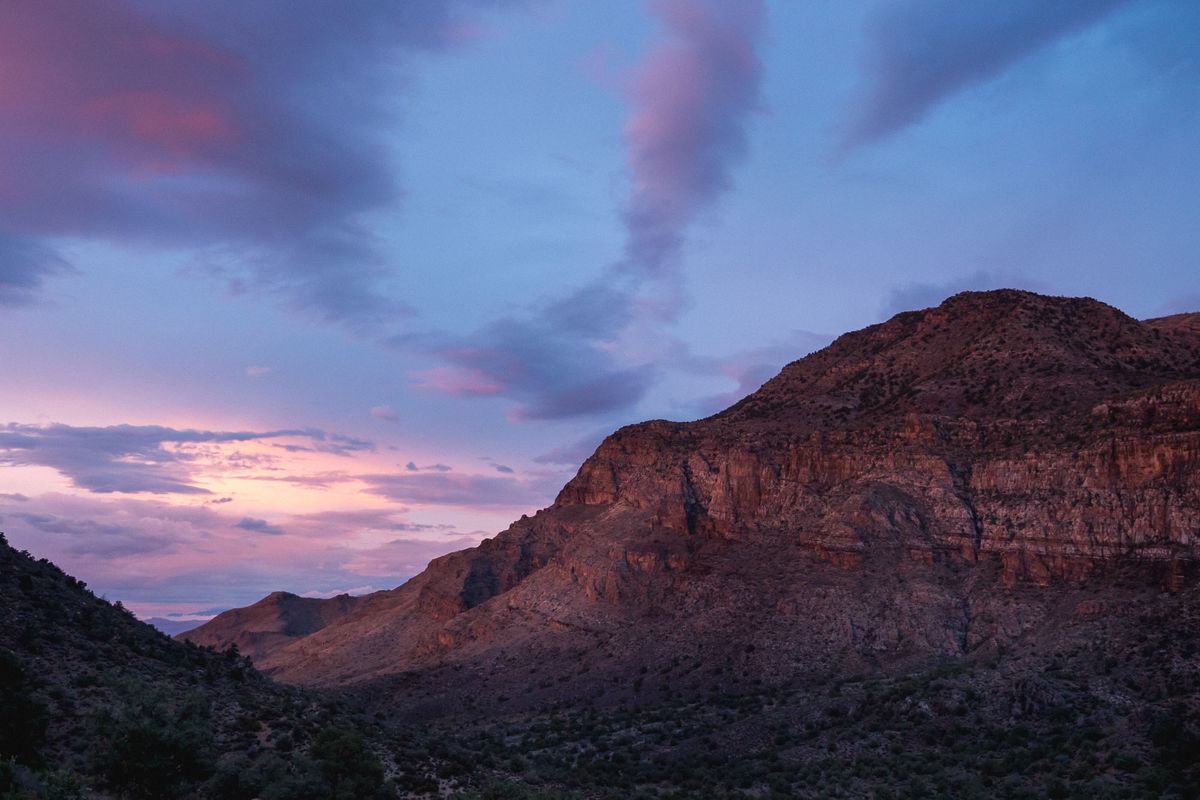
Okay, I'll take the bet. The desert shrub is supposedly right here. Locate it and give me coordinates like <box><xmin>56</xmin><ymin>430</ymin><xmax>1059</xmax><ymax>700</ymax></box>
<box><xmin>0</xmin><ymin>649</ymin><xmax>48</xmax><ymax>767</ymax></box>
<box><xmin>90</xmin><ymin>685</ymin><xmax>215</xmax><ymax>799</ymax></box>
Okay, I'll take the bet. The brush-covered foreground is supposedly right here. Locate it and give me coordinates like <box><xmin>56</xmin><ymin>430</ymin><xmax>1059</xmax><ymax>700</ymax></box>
<box><xmin>5</xmin><ymin>532</ymin><xmax>1198</xmax><ymax>799</ymax></box>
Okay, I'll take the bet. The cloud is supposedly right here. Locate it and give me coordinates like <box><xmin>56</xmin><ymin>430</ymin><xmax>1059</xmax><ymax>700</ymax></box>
<box><xmin>478</xmin><ymin>456</ymin><xmax>514</xmax><ymax>474</ymax></box>
<box><xmin>370</xmin><ymin>405</ymin><xmax>399</xmax><ymax>422</ymax></box>
<box><xmin>0</xmin><ymin>492</ymin><xmax>489</xmax><ymax>613</ymax></box>
<box><xmin>233</xmin><ymin>516</ymin><xmax>284</xmax><ymax>536</ymax></box>
<box><xmin>842</xmin><ymin>0</ymin><xmax>1133</xmax><ymax>152</ymax></box>
<box><xmin>620</xmin><ymin>0</ymin><xmax>766</xmax><ymax>275</ymax></box>
<box><xmin>362</xmin><ymin>471</ymin><xmax>555</xmax><ymax>508</ymax></box>
<box><xmin>0</xmin><ymin>422</ymin><xmax>372</xmax><ymax>494</ymax></box>
<box><xmin>407</xmin><ymin>0</ymin><xmax>766</xmax><ymax>422</ymax></box>
<box><xmin>242</xmin><ymin>471</ymin><xmax>353</xmax><ymax>489</ymax></box>
<box><xmin>411</xmin><ymin>315</ymin><xmax>660</xmax><ymax>421</ymax></box>
<box><xmin>245</xmin><ymin>365</ymin><xmax>271</xmax><ymax>378</ymax></box>
<box><xmin>286</xmin><ymin>509</ymin><xmax>457</xmax><ymax>534</ymax></box>
<box><xmin>0</xmin><ymin>232</ymin><xmax>75</xmax><ymax>307</ymax></box>
<box><xmin>879</xmin><ymin>270</ymin><xmax>1045</xmax><ymax>318</ymax></box>
<box><xmin>0</xmin><ymin>0</ymin><xmax>524</xmax><ymax>321</ymax></box>
<box><xmin>6</xmin><ymin>511</ymin><xmax>178</xmax><ymax>557</ymax></box>
<box><xmin>0</xmin><ymin>493</ymin><xmax>30</xmax><ymax>502</ymax></box>
<box><xmin>1159</xmin><ymin>293</ymin><xmax>1200</xmax><ymax>315</ymax></box>
<box><xmin>340</xmin><ymin>535</ymin><xmax>486</xmax><ymax>577</ymax></box>
<box><xmin>271</xmin><ymin>430</ymin><xmax>375</xmax><ymax>457</ymax></box>
<box><xmin>299</xmin><ymin>585</ymin><xmax>381</xmax><ymax>599</ymax></box>
<box><xmin>685</xmin><ymin>331</ymin><xmax>832</xmax><ymax>417</ymax></box>
<box><xmin>405</xmin><ymin>461</ymin><xmax>452</xmax><ymax>472</ymax></box>
<box><xmin>532</xmin><ymin>429</ymin><xmax>610</xmax><ymax>466</ymax></box>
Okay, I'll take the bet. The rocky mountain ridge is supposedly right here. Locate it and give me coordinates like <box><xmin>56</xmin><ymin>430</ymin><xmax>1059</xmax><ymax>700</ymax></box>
<box><xmin>184</xmin><ymin>290</ymin><xmax>1200</xmax><ymax>717</ymax></box>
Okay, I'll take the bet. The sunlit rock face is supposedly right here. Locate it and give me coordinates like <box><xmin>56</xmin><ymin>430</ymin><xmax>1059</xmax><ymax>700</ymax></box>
<box><xmin>185</xmin><ymin>291</ymin><xmax>1200</xmax><ymax>717</ymax></box>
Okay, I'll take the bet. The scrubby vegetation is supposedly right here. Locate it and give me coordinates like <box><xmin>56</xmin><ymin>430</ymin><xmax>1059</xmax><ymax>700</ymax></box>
<box><xmin>0</xmin><ymin>533</ymin><xmax>399</xmax><ymax>799</ymax></box>
<box><xmin>2</xmin><ymin>530</ymin><xmax>1197</xmax><ymax>799</ymax></box>
<box><xmin>398</xmin><ymin>589</ymin><xmax>1200</xmax><ymax>800</ymax></box>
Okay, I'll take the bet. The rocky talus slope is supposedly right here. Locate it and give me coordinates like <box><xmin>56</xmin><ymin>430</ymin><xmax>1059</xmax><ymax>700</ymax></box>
<box><xmin>186</xmin><ymin>291</ymin><xmax>1200</xmax><ymax>720</ymax></box>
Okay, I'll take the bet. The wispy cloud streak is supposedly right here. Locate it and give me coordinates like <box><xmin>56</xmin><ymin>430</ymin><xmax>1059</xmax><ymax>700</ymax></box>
<box><xmin>621</xmin><ymin>0</ymin><xmax>765</xmax><ymax>276</ymax></box>
<box><xmin>412</xmin><ymin>0</ymin><xmax>766</xmax><ymax>421</ymax></box>
<box><xmin>842</xmin><ymin>0</ymin><xmax>1132</xmax><ymax>152</ymax></box>
<box><xmin>0</xmin><ymin>232</ymin><xmax>73</xmax><ymax>306</ymax></box>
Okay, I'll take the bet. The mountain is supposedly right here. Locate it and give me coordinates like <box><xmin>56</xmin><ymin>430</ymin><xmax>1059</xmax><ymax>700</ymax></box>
<box><xmin>182</xmin><ymin>591</ymin><xmax>363</xmax><ymax>664</ymax></box>
<box><xmin>178</xmin><ymin>290</ymin><xmax>1200</xmax><ymax>796</ymax></box>
<box><xmin>187</xmin><ymin>291</ymin><xmax>1200</xmax><ymax>700</ymax></box>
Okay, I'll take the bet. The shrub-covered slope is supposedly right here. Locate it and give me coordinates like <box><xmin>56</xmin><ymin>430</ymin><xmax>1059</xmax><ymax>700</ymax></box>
<box><xmin>0</xmin><ymin>533</ymin><xmax>398</xmax><ymax>799</ymax></box>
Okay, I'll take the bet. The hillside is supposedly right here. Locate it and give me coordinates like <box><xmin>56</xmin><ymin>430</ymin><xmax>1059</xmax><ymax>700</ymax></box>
<box><xmin>176</xmin><ymin>290</ymin><xmax>1200</xmax><ymax>797</ymax></box>
<box><xmin>182</xmin><ymin>591</ymin><xmax>364</xmax><ymax>665</ymax></box>
<box><xmin>0</xmin><ymin>534</ymin><xmax>403</xmax><ymax>799</ymax></box>
<box><xmin>187</xmin><ymin>291</ymin><xmax>1200</xmax><ymax>699</ymax></box>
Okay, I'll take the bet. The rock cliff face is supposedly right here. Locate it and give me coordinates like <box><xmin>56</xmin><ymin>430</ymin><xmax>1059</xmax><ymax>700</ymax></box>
<box><xmin>184</xmin><ymin>291</ymin><xmax>1200</xmax><ymax>715</ymax></box>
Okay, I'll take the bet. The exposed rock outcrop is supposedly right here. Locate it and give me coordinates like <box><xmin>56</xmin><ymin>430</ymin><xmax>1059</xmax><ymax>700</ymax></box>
<box><xmin>184</xmin><ymin>291</ymin><xmax>1200</xmax><ymax>716</ymax></box>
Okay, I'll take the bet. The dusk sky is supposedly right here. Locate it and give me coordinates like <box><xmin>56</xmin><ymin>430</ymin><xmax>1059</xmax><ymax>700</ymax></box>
<box><xmin>1</xmin><ymin>0</ymin><xmax>1197</xmax><ymax>622</ymax></box>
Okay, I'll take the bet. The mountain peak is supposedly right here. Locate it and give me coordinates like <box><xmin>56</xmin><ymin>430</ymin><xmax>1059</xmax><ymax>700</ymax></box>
<box><xmin>720</xmin><ymin>290</ymin><xmax>1197</xmax><ymax>430</ymax></box>
<box><xmin>185</xmin><ymin>291</ymin><xmax>1200</xmax><ymax>714</ymax></box>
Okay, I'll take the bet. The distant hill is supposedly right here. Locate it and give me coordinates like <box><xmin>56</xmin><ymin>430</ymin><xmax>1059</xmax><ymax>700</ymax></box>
<box><xmin>182</xmin><ymin>591</ymin><xmax>363</xmax><ymax>664</ymax></box>
<box><xmin>143</xmin><ymin>617</ymin><xmax>206</xmax><ymax>637</ymax></box>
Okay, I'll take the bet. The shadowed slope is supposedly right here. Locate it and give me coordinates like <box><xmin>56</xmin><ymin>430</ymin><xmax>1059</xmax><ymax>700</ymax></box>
<box><xmin>186</xmin><ymin>291</ymin><xmax>1200</xmax><ymax>719</ymax></box>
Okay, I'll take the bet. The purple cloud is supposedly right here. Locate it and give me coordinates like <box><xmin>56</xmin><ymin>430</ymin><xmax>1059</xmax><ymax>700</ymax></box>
<box><xmin>405</xmin><ymin>461</ymin><xmax>453</xmax><ymax>472</ymax></box>
<box><xmin>4</xmin><ymin>510</ymin><xmax>180</xmax><ymax>558</ymax></box>
<box><xmin>620</xmin><ymin>0</ymin><xmax>765</xmax><ymax>275</ymax></box>
<box><xmin>362</xmin><ymin>471</ymin><xmax>555</xmax><ymax>508</ymax></box>
<box><xmin>0</xmin><ymin>0</ymin><xmax>523</xmax><ymax>324</ymax></box>
<box><xmin>288</xmin><ymin>508</ymin><xmax>458</xmax><ymax>534</ymax></box>
<box><xmin>233</xmin><ymin>517</ymin><xmax>284</xmax><ymax>536</ymax></box>
<box><xmin>532</xmin><ymin>429</ymin><xmax>611</xmax><ymax>466</ymax></box>
<box><xmin>413</xmin><ymin>318</ymin><xmax>661</xmax><ymax>421</ymax></box>
<box><xmin>338</xmin><ymin>535</ymin><xmax>488</xmax><ymax>578</ymax></box>
<box><xmin>1160</xmin><ymin>293</ymin><xmax>1200</xmax><ymax>315</ymax></box>
<box><xmin>0</xmin><ymin>492</ymin><xmax>485</xmax><ymax>613</ymax></box>
<box><xmin>0</xmin><ymin>422</ymin><xmax>373</xmax><ymax>494</ymax></box>
<box><xmin>880</xmin><ymin>270</ymin><xmax>1046</xmax><ymax>318</ymax></box>
<box><xmin>842</xmin><ymin>0</ymin><xmax>1133</xmax><ymax>152</ymax></box>
<box><xmin>0</xmin><ymin>232</ymin><xmax>74</xmax><ymax>306</ymax></box>
<box><xmin>370</xmin><ymin>405</ymin><xmax>399</xmax><ymax>422</ymax></box>
<box><xmin>685</xmin><ymin>331</ymin><xmax>832</xmax><ymax>417</ymax></box>
<box><xmin>272</xmin><ymin>430</ymin><xmax>375</xmax><ymax>457</ymax></box>
<box><xmin>408</xmin><ymin>0</ymin><xmax>766</xmax><ymax>421</ymax></box>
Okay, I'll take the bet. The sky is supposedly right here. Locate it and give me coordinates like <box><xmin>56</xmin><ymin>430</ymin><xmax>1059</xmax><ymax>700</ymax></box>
<box><xmin>1</xmin><ymin>0</ymin><xmax>1197</xmax><ymax>622</ymax></box>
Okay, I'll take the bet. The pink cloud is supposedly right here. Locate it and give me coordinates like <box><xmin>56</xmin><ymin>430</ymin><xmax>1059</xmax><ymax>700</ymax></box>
<box><xmin>403</xmin><ymin>0</ymin><xmax>766</xmax><ymax>422</ymax></box>
<box><xmin>0</xmin><ymin>490</ymin><xmax>489</xmax><ymax>614</ymax></box>
<box><xmin>620</xmin><ymin>0</ymin><xmax>765</xmax><ymax>274</ymax></box>
<box><xmin>411</xmin><ymin>366</ymin><xmax>506</xmax><ymax>396</ymax></box>
<box><xmin>0</xmin><ymin>0</ymin><xmax>527</xmax><ymax>325</ymax></box>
